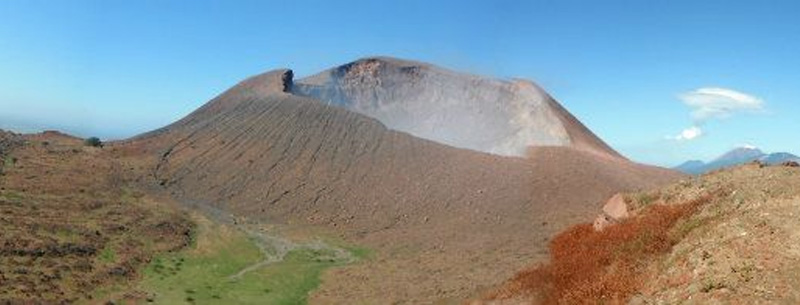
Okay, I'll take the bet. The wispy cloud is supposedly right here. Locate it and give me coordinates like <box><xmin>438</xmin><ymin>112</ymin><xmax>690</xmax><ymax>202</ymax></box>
<box><xmin>680</xmin><ymin>87</ymin><xmax>764</xmax><ymax>123</ymax></box>
<box><xmin>670</xmin><ymin>87</ymin><xmax>764</xmax><ymax>142</ymax></box>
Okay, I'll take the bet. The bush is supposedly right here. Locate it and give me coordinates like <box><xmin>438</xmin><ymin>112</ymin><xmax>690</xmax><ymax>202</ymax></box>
<box><xmin>486</xmin><ymin>193</ymin><xmax>715</xmax><ymax>304</ymax></box>
<box><xmin>84</xmin><ymin>137</ymin><xmax>103</xmax><ymax>147</ymax></box>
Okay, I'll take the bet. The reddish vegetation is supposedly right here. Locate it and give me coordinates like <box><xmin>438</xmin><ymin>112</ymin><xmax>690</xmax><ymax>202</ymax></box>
<box><xmin>487</xmin><ymin>194</ymin><xmax>714</xmax><ymax>304</ymax></box>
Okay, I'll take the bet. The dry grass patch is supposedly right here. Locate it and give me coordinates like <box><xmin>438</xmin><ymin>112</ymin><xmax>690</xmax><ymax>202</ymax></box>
<box><xmin>485</xmin><ymin>193</ymin><xmax>716</xmax><ymax>304</ymax></box>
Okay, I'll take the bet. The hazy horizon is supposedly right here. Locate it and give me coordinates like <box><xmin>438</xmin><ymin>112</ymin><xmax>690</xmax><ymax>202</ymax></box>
<box><xmin>2</xmin><ymin>0</ymin><xmax>799</xmax><ymax>166</ymax></box>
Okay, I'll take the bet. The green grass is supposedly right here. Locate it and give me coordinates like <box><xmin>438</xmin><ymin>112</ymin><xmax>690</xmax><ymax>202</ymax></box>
<box><xmin>99</xmin><ymin>245</ymin><xmax>117</xmax><ymax>263</ymax></box>
<box><xmin>138</xmin><ymin>219</ymin><xmax>362</xmax><ymax>305</ymax></box>
<box><xmin>636</xmin><ymin>192</ymin><xmax>658</xmax><ymax>207</ymax></box>
<box><xmin>672</xmin><ymin>216</ymin><xmax>705</xmax><ymax>238</ymax></box>
<box><xmin>0</xmin><ymin>190</ymin><xmax>24</xmax><ymax>203</ymax></box>
<box><xmin>54</xmin><ymin>228</ymin><xmax>81</xmax><ymax>243</ymax></box>
<box><xmin>3</xmin><ymin>155</ymin><xmax>15</xmax><ymax>168</ymax></box>
<box><xmin>343</xmin><ymin>245</ymin><xmax>373</xmax><ymax>261</ymax></box>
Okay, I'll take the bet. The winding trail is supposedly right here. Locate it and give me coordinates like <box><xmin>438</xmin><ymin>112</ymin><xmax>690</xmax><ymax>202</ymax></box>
<box><xmin>228</xmin><ymin>224</ymin><xmax>355</xmax><ymax>281</ymax></box>
<box><xmin>166</xmin><ymin>197</ymin><xmax>357</xmax><ymax>281</ymax></box>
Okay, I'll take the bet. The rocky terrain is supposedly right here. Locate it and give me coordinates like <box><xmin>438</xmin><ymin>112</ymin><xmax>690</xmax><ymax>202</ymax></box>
<box><xmin>637</xmin><ymin>162</ymin><xmax>800</xmax><ymax>304</ymax></box>
<box><xmin>482</xmin><ymin>161</ymin><xmax>800</xmax><ymax>304</ymax></box>
<box><xmin>0</xmin><ymin>130</ymin><xmax>22</xmax><ymax>168</ymax></box>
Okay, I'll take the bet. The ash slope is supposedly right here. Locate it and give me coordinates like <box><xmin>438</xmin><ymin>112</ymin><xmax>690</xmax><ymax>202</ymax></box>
<box><xmin>128</xmin><ymin>63</ymin><xmax>681</xmax><ymax>303</ymax></box>
<box><xmin>293</xmin><ymin>57</ymin><xmax>621</xmax><ymax>158</ymax></box>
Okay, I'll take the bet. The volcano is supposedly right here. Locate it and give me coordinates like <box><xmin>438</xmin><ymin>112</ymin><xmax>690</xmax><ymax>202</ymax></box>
<box><xmin>293</xmin><ymin>57</ymin><xmax>621</xmax><ymax>158</ymax></box>
<box><xmin>122</xmin><ymin>57</ymin><xmax>682</xmax><ymax>303</ymax></box>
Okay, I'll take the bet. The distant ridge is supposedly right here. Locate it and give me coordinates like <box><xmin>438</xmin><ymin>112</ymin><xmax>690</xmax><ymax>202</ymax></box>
<box><xmin>675</xmin><ymin>146</ymin><xmax>800</xmax><ymax>174</ymax></box>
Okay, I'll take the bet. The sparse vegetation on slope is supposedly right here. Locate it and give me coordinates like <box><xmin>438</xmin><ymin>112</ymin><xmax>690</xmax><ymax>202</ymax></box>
<box><xmin>0</xmin><ymin>133</ymin><xmax>193</xmax><ymax>304</ymax></box>
<box><xmin>635</xmin><ymin>163</ymin><xmax>800</xmax><ymax>303</ymax></box>
<box><xmin>482</xmin><ymin>162</ymin><xmax>800</xmax><ymax>304</ymax></box>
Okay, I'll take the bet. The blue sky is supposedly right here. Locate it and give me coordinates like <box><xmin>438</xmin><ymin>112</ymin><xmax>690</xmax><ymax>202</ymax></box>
<box><xmin>1</xmin><ymin>0</ymin><xmax>798</xmax><ymax>166</ymax></box>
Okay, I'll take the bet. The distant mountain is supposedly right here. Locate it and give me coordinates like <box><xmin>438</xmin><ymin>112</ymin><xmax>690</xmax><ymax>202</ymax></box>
<box><xmin>675</xmin><ymin>147</ymin><xmax>800</xmax><ymax>174</ymax></box>
<box><xmin>710</xmin><ymin>146</ymin><xmax>767</xmax><ymax>168</ymax></box>
<box><xmin>674</xmin><ymin>160</ymin><xmax>706</xmax><ymax>175</ymax></box>
<box><xmin>760</xmin><ymin>152</ymin><xmax>800</xmax><ymax>165</ymax></box>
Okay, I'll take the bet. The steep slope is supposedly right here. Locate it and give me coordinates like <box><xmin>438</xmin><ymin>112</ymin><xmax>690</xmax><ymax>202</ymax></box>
<box><xmin>638</xmin><ymin>164</ymin><xmax>800</xmax><ymax>303</ymax></box>
<box><xmin>0</xmin><ymin>132</ymin><xmax>192</xmax><ymax>304</ymax></box>
<box><xmin>293</xmin><ymin>57</ymin><xmax>621</xmax><ymax>158</ymax></box>
<box><xmin>479</xmin><ymin>163</ymin><xmax>800</xmax><ymax>304</ymax></box>
<box><xmin>124</xmin><ymin>61</ymin><xmax>682</xmax><ymax>303</ymax></box>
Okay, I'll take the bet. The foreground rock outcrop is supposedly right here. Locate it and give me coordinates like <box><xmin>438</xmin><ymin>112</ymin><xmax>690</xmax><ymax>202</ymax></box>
<box><xmin>593</xmin><ymin>193</ymin><xmax>632</xmax><ymax>231</ymax></box>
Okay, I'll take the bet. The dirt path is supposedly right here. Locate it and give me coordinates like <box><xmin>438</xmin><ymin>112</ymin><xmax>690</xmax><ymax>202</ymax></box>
<box><xmin>166</xmin><ymin>196</ymin><xmax>356</xmax><ymax>281</ymax></box>
<box><xmin>229</xmin><ymin>223</ymin><xmax>355</xmax><ymax>280</ymax></box>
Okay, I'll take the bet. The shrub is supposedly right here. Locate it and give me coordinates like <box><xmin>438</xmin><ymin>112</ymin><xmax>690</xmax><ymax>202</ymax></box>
<box><xmin>99</xmin><ymin>246</ymin><xmax>117</xmax><ymax>263</ymax></box>
<box><xmin>84</xmin><ymin>137</ymin><xmax>103</xmax><ymax>147</ymax></box>
<box><xmin>636</xmin><ymin>192</ymin><xmax>658</xmax><ymax>207</ymax></box>
<box><xmin>0</xmin><ymin>155</ymin><xmax>15</xmax><ymax>175</ymax></box>
<box><xmin>487</xmin><ymin>193</ymin><xmax>715</xmax><ymax>304</ymax></box>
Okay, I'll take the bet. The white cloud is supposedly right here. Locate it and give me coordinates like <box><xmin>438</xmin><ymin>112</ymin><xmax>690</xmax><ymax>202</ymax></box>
<box><xmin>669</xmin><ymin>87</ymin><xmax>764</xmax><ymax>143</ymax></box>
<box><xmin>680</xmin><ymin>87</ymin><xmax>764</xmax><ymax>122</ymax></box>
<box><xmin>670</xmin><ymin>126</ymin><xmax>703</xmax><ymax>141</ymax></box>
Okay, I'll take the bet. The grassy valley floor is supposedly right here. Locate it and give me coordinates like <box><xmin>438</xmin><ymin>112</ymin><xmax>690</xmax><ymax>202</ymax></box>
<box><xmin>132</xmin><ymin>213</ymin><xmax>368</xmax><ymax>305</ymax></box>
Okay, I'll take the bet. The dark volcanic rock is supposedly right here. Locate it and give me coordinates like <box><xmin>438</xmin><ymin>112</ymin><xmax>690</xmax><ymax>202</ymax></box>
<box><xmin>0</xmin><ymin>129</ymin><xmax>22</xmax><ymax>157</ymax></box>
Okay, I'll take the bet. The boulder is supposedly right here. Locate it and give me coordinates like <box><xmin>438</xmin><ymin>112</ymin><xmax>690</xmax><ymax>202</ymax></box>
<box><xmin>593</xmin><ymin>193</ymin><xmax>630</xmax><ymax>231</ymax></box>
<box><xmin>593</xmin><ymin>214</ymin><xmax>612</xmax><ymax>231</ymax></box>
<box><xmin>603</xmin><ymin>193</ymin><xmax>630</xmax><ymax>221</ymax></box>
